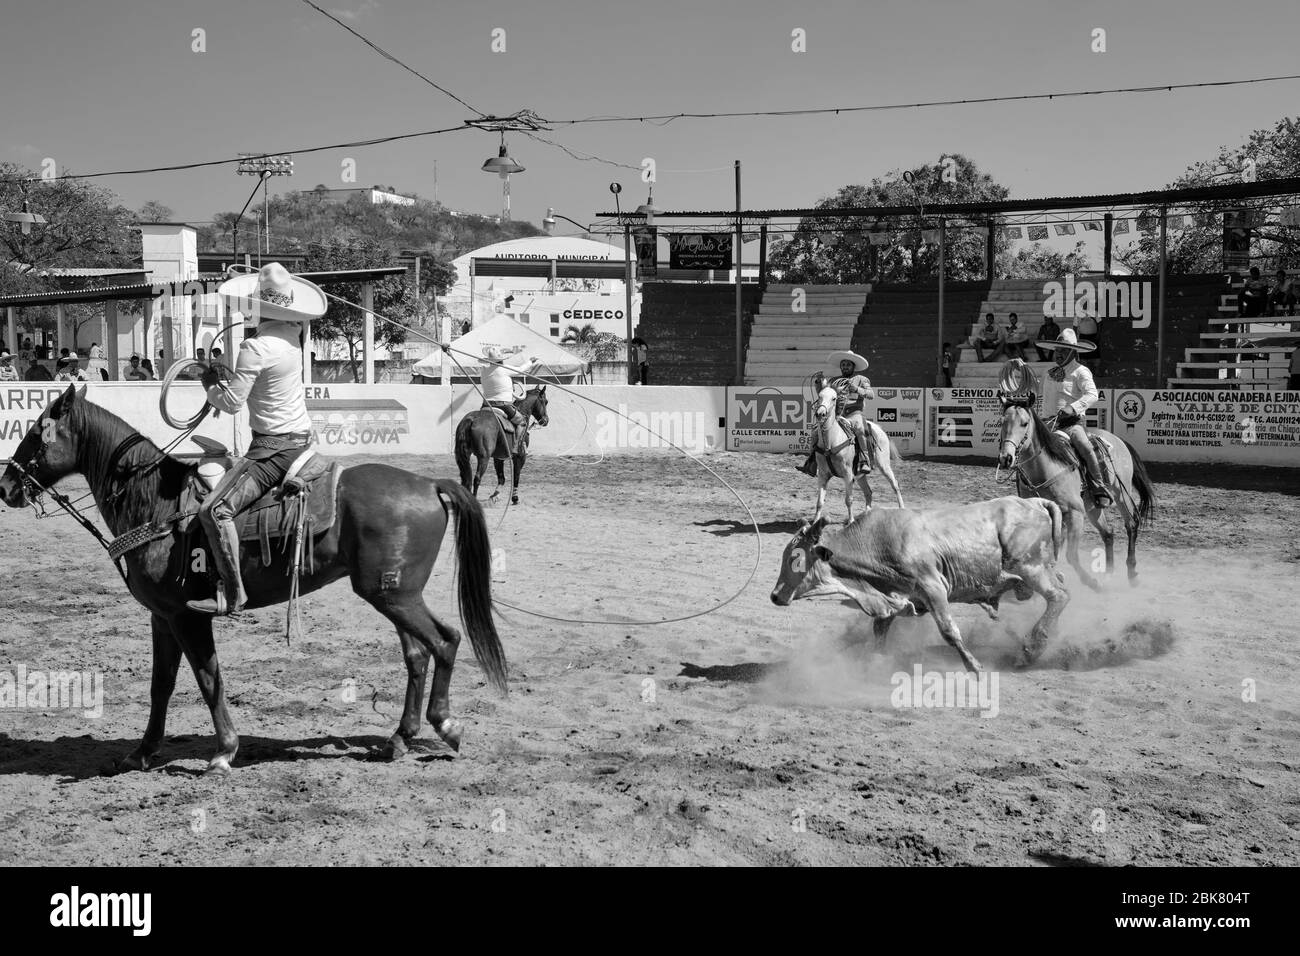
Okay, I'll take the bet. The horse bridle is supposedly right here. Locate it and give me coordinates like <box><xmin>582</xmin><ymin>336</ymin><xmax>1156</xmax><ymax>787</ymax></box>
<box><xmin>995</xmin><ymin>402</ymin><xmax>1057</xmax><ymax>486</ymax></box>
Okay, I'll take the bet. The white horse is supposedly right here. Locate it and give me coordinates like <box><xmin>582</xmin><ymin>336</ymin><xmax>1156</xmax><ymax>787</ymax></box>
<box><xmin>810</xmin><ymin>386</ymin><xmax>904</xmax><ymax>523</ymax></box>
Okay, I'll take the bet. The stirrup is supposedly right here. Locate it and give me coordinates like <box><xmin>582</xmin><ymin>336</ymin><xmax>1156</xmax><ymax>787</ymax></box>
<box><xmin>186</xmin><ymin>590</ymin><xmax>243</xmax><ymax>617</ymax></box>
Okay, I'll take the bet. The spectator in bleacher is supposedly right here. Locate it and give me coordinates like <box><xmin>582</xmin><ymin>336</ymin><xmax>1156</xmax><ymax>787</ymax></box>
<box><xmin>0</xmin><ymin>351</ymin><xmax>18</xmax><ymax>382</ymax></box>
<box><xmin>89</xmin><ymin>342</ymin><xmax>104</xmax><ymax>359</ymax></box>
<box><xmin>1268</xmin><ymin>269</ymin><xmax>1296</xmax><ymax>317</ymax></box>
<box><xmin>142</xmin><ymin>358</ymin><xmax>156</xmax><ymax>379</ymax></box>
<box><xmin>18</xmin><ymin>338</ymin><xmax>34</xmax><ymax>362</ymax></box>
<box><xmin>1036</xmin><ymin>316</ymin><xmax>1061</xmax><ymax>362</ymax></box>
<box><xmin>1004</xmin><ymin>312</ymin><xmax>1028</xmax><ymax>361</ymax></box>
<box><xmin>974</xmin><ymin>313</ymin><xmax>1006</xmax><ymax>363</ymax></box>
<box><xmin>24</xmin><ymin>358</ymin><xmax>51</xmax><ymax>381</ymax></box>
<box><xmin>1239</xmin><ymin>267</ymin><xmax>1267</xmax><ymax>319</ymax></box>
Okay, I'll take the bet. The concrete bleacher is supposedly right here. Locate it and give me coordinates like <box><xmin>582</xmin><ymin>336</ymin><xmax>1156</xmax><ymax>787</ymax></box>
<box><xmin>743</xmin><ymin>284</ymin><xmax>871</xmax><ymax>385</ymax></box>
<box><xmin>1169</xmin><ymin>272</ymin><xmax>1297</xmax><ymax>389</ymax></box>
<box><xmin>636</xmin><ymin>283</ymin><xmax>761</xmax><ymax>386</ymax></box>
<box><xmin>852</xmin><ymin>281</ymin><xmax>991</xmax><ymax>386</ymax></box>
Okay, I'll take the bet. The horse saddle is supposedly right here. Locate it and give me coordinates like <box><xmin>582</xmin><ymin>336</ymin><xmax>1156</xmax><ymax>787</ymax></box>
<box><xmin>485</xmin><ymin>405</ymin><xmax>516</xmax><ymax>433</ymax></box>
<box><xmin>179</xmin><ymin>441</ymin><xmax>343</xmax><ymax>567</ymax></box>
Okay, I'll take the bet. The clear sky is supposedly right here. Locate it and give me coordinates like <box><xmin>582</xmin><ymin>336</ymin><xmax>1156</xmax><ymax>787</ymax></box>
<box><xmin>2</xmin><ymin>0</ymin><xmax>1298</xmax><ymax>236</ymax></box>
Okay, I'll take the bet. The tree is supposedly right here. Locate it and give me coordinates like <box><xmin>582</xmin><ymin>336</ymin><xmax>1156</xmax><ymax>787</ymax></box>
<box><xmin>0</xmin><ymin>163</ymin><xmax>137</xmax><ymax>282</ymax></box>
<box><xmin>138</xmin><ymin>200</ymin><xmax>174</xmax><ymax>222</ymax></box>
<box><xmin>767</xmin><ymin>155</ymin><xmax>1012</xmax><ymax>284</ymax></box>
<box><xmin>1120</xmin><ymin>115</ymin><xmax>1300</xmax><ymax>275</ymax></box>
<box><xmin>303</xmin><ymin>234</ymin><xmax>427</xmax><ymax>381</ymax></box>
<box><xmin>1002</xmin><ymin>240</ymin><xmax>1092</xmax><ymax>278</ymax></box>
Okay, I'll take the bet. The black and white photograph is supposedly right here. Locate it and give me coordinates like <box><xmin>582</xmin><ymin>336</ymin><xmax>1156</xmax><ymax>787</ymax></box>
<box><xmin>0</xmin><ymin>0</ymin><xmax>1295</xmax><ymax>919</ymax></box>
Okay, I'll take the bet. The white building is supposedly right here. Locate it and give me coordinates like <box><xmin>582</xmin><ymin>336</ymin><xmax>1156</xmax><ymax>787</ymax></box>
<box><xmin>316</xmin><ymin>186</ymin><xmax>416</xmax><ymax>207</ymax></box>
<box><xmin>440</xmin><ymin>235</ymin><xmax>639</xmax><ymax>345</ymax></box>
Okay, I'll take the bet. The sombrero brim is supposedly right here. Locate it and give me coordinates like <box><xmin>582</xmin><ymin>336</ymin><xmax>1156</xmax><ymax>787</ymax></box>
<box><xmin>1034</xmin><ymin>338</ymin><xmax>1096</xmax><ymax>352</ymax></box>
<box><xmin>217</xmin><ymin>273</ymin><xmax>328</xmax><ymax>322</ymax></box>
<box><xmin>827</xmin><ymin>350</ymin><xmax>869</xmax><ymax>371</ymax></box>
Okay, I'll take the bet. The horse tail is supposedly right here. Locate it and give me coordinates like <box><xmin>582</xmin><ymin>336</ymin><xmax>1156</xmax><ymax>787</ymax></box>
<box><xmin>1121</xmin><ymin>438</ymin><xmax>1156</xmax><ymax>527</ymax></box>
<box><xmin>454</xmin><ymin>417</ymin><xmax>473</xmax><ymax>489</ymax></box>
<box><xmin>435</xmin><ymin>479</ymin><xmax>508</xmax><ymax>694</ymax></box>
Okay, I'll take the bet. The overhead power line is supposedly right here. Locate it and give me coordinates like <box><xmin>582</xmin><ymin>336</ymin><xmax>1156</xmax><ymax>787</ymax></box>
<box><xmin>298</xmin><ymin>0</ymin><xmax>483</xmax><ymax>116</ymax></box>
<box><xmin>550</xmin><ymin>73</ymin><xmax>1300</xmax><ymax>126</ymax></box>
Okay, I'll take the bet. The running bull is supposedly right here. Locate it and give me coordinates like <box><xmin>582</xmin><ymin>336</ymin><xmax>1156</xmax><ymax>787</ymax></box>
<box><xmin>771</xmin><ymin>496</ymin><xmax>1069</xmax><ymax>671</ymax></box>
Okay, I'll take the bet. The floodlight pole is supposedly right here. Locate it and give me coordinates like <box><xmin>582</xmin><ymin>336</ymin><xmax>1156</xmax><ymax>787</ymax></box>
<box><xmin>937</xmin><ymin>217</ymin><xmax>946</xmax><ymax>385</ymax></box>
<box><xmin>1157</xmin><ymin>204</ymin><xmax>1167</xmax><ymax>387</ymax></box>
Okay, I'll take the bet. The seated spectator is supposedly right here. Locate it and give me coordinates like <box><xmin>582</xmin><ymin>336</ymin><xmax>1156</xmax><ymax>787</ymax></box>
<box><xmin>123</xmin><ymin>354</ymin><xmax>150</xmax><ymax>381</ymax></box>
<box><xmin>1036</xmin><ymin>316</ymin><xmax>1061</xmax><ymax>361</ymax></box>
<box><xmin>1268</xmin><ymin>269</ymin><xmax>1296</xmax><ymax>317</ymax></box>
<box><xmin>974</xmin><ymin>313</ymin><xmax>1006</xmax><ymax>363</ymax></box>
<box><xmin>1239</xmin><ymin>267</ymin><xmax>1268</xmax><ymax>319</ymax></box>
<box><xmin>24</xmin><ymin>358</ymin><xmax>52</xmax><ymax>381</ymax></box>
<box><xmin>54</xmin><ymin>357</ymin><xmax>88</xmax><ymax>382</ymax></box>
<box><xmin>89</xmin><ymin>342</ymin><xmax>105</xmax><ymax>359</ymax></box>
<box><xmin>1004</xmin><ymin>312</ymin><xmax>1028</xmax><ymax>360</ymax></box>
<box><xmin>141</xmin><ymin>358</ymin><xmax>156</xmax><ymax>379</ymax></box>
<box><xmin>18</xmin><ymin>338</ymin><xmax>34</xmax><ymax>362</ymax></box>
<box><xmin>0</xmin><ymin>350</ymin><xmax>19</xmax><ymax>382</ymax></box>
<box><xmin>58</xmin><ymin>347</ymin><xmax>72</xmax><ymax>360</ymax></box>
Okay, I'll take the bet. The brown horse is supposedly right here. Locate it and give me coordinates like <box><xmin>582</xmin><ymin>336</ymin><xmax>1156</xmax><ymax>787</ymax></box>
<box><xmin>454</xmin><ymin>386</ymin><xmax>549</xmax><ymax>504</ymax></box>
<box><xmin>0</xmin><ymin>385</ymin><xmax>507</xmax><ymax>776</ymax></box>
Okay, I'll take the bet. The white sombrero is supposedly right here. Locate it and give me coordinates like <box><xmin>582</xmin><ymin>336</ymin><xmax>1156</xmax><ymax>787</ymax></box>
<box><xmin>217</xmin><ymin>262</ymin><xmax>328</xmax><ymax>323</ymax></box>
<box><xmin>1033</xmin><ymin>327</ymin><xmax>1096</xmax><ymax>353</ymax></box>
<box><xmin>827</xmin><ymin>350</ymin><xmax>869</xmax><ymax>372</ymax></box>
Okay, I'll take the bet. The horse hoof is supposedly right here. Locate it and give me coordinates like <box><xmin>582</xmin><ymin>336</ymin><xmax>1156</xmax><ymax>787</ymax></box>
<box><xmin>112</xmin><ymin>750</ymin><xmax>152</xmax><ymax>774</ymax></box>
<box><xmin>204</xmin><ymin>757</ymin><xmax>233</xmax><ymax>778</ymax></box>
<box><xmin>437</xmin><ymin>718</ymin><xmax>463</xmax><ymax>752</ymax></box>
<box><xmin>382</xmin><ymin>734</ymin><xmax>411</xmax><ymax>761</ymax></box>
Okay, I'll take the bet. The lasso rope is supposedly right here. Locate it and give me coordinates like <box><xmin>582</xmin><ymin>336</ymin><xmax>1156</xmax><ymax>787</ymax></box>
<box><xmin>311</xmin><ymin>286</ymin><xmax>764</xmax><ymax>628</ymax></box>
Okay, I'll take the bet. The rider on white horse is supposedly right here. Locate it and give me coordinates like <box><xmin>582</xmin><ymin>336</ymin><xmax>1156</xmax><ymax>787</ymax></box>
<box><xmin>1033</xmin><ymin>327</ymin><xmax>1113</xmax><ymax>509</ymax></box>
<box><xmin>798</xmin><ymin>350</ymin><xmax>874</xmax><ymax>477</ymax></box>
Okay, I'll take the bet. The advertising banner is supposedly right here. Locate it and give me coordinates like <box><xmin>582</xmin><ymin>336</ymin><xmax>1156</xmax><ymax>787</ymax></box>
<box><xmin>451</xmin><ymin>384</ymin><xmax>725</xmax><ymax>456</ymax></box>
<box><xmin>290</xmin><ymin>384</ymin><xmax>453</xmax><ymax>457</ymax></box>
<box><xmin>925</xmin><ymin>387</ymin><xmax>1110</xmax><ymax>457</ymax></box>
<box><xmin>726</xmin><ymin>386</ymin><xmax>924</xmax><ymax>455</ymax></box>
<box><xmin>1112</xmin><ymin>388</ymin><xmax>1300</xmax><ymax>466</ymax></box>
<box><xmin>668</xmin><ymin>233</ymin><xmax>732</xmax><ymax>270</ymax></box>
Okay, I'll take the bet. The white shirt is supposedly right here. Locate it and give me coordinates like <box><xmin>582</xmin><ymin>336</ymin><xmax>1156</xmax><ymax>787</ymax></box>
<box><xmin>1042</xmin><ymin>358</ymin><xmax>1098</xmax><ymax>418</ymax></box>
<box><xmin>480</xmin><ymin>353</ymin><xmax>536</xmax><ymax>403</ymax></box>
<box><xmin>205</xmin><ymin>321</ymin><xmax>312</xmax><ymax>435</ymax></box>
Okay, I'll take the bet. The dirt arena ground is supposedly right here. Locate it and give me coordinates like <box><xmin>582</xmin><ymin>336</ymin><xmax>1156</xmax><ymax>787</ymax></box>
<box><xmin>1</xmin><ymin>450</ymin><xmax>1296</xmax><ymax>866</ymax></box>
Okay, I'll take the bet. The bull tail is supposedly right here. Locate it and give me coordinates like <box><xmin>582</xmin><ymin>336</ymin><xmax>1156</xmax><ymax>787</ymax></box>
<box><xmin>1039</xmin><ymin>498</ymin><xmax>1064</xmax><ymax>560</ymax></box>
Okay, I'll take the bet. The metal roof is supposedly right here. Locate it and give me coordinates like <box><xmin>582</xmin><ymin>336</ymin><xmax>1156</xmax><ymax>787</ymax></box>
<box><xmin>0</xmin><ymin>267</ymin><xmax>408</xmax><ymax>308</ymax></box>
<box><xmin>598</xmin><ymin>176</ymin><xmax>1300</xmax><ymax>221</ymax></box>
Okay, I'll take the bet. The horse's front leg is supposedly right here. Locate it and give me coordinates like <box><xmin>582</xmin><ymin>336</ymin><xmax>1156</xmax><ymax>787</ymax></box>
<box><xmin>812</xmin><ymin>462</ymin><xmax>829</xmax><ymax>524</ymax></box>
<box><xmin>1063</xmin><ymin>507</ymin><xmax>1102</xmax><ymax>592</ymax></box>
<box><xmin>173</xmin><ymin>612</ymin><xmax>239</xmax><ymax>776</ymax></box>
<box><xmin>115</xmin><ymin>613</ymin><xmax>182</xmax><ymax>773</ymax></box>
<box><xmin>1087</xmin><ymin>504</ymin><xmax>1115</xmax><ymax>576</ymax></box>
<box><xmin>843</xmin><ymin>463</ymin><xmax>855</xmax><ymax>524</ymax></box>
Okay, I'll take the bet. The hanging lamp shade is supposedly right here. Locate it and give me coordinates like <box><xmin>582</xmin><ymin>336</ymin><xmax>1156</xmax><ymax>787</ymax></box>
<box><xmin>482</xmin><ymin>144</ymin><xmax>524</xmax><ymax>177</ymax></box>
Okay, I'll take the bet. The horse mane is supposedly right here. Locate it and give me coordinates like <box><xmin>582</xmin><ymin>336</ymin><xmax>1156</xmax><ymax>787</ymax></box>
<box><xmin>69</xmin><ymin>397</ymin><xmax>188</xmax><ymax>530</ymax></box>
<box><xmin>1029</xmin><ymin>408</ymin><xmax>1080</xmax><ymax>468</ymax></box>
